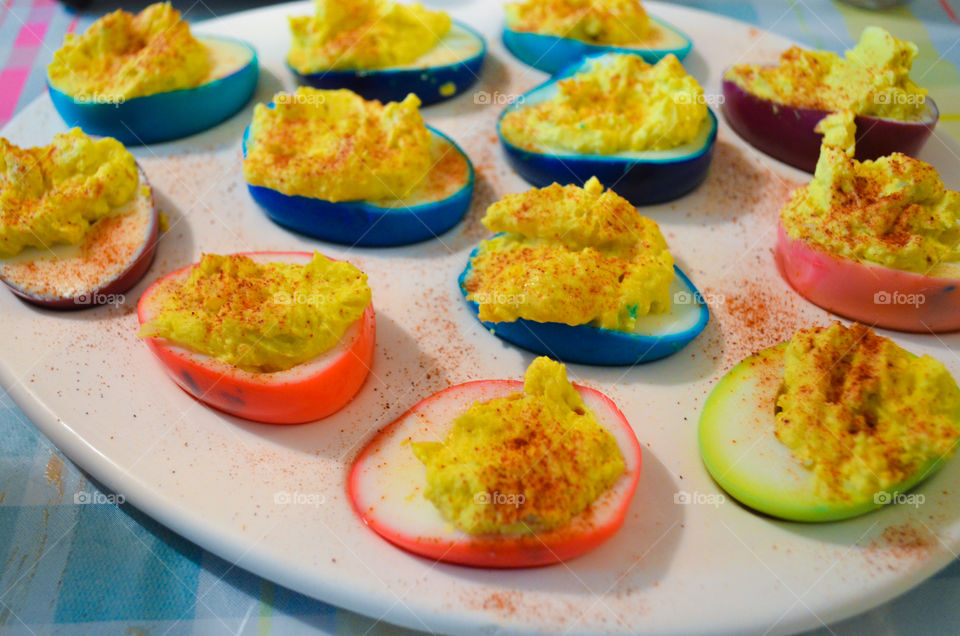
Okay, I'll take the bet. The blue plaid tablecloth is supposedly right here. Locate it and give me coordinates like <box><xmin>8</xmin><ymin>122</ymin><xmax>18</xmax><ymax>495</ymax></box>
<box><xmin>2</xmin><ymin>1</ymin><xmax>960</xmax><ymax>634</ymax></box>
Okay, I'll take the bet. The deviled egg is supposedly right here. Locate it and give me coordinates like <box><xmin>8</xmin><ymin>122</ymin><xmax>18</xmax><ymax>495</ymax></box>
<box><xmin>243</xmin><ymin>88</ymin><xmax>474</xmax><ymax>247</ymax></box>
<box><xmin>723</xmin><ymin>27</ymin><xmax>937</xmax><ymax>173</ymax></box>
<box><xmin>0</xmin><ymin>129</ymin><xmax>157</xmax><ymax>308</ymax></box>
<box><xmin>47</xmin><ymin>2</ymin><xmax>258</xmax><ymax>145</ymax></box>
<box><xmin>776</xmin><ymin>111</ymin><xmax>960</xmax><ymax>333</ymax></box>
<box><xmin>350</xmin><ymin>357</ymin><xmax>642</xmax><ymax>567</ymax></box>
<box><xmin>700</xmin><ymin>323</ymin><xmax>960</xmax><ymax>522</ymax></box>
<box><xmin>459</xmin><ymin>177</ymin><xmax>708</xmax><ymax>365</ymax></box>
<box><xmin>287</xmin><ymin>0</ymin><xmax>485</xmax><ymax>106</ymax></box>
<box><xmin>503</xmin><ymin>0</ymin><xmax>691</xmax><ymax>74</ymax></box>
<box><xmin>138</xmin><ymin>252</ymin><xmax>375</xmax><ymax>424</ymax></box>
<box><xmin>499</xmin><ymin>53</ymin><xmax>716</xmax><ymax>205</ymax></box>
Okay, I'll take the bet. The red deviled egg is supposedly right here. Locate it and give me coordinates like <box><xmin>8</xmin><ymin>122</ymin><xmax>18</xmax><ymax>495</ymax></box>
<box><xmin>350</xmin><ymin>357</ymin><xmax>641</xmax><ymax>567</ymax></box>
<box><xmin>138</xmin><ymin>251</ymin><xmax>375</xmax><ymax>424</ymax></box>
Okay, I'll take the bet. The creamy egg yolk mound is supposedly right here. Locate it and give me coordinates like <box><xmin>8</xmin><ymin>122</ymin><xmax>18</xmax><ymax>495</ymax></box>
<box><xmin>726</xmin><ymin>27</ymin><xmax>927</xmax><ymax>120</ymax></box>
<box><xmin>505</xmin><ymin>0</ymin><xmax>654</xmax><ymax>46</ymax></box>
<box><xmin>139</xmin><ymin>253</ymin><xmax>372</xmax><ymax>373</ymax></box>
<box><xmin>413</xmin><ymin>357</ymin><xmax>625</xmax><ymax>535</ymax></box>
<box><xmin>243</xmin><ymin>89</ymin><xmax>433</xmax><ymax>203</ymax></box>
<box><xmin>500</xmin><ymin>53</ymin><xmax>707</xmax><ymax>155</ymax></box>
<box><xmin>47</xmin><ymin>2</ymin><xmax>211</xmax><ymax>101</ymax></box>
<box><xmin>776</xmin><ymin>323</ymin><xmax>960</xmax><ymax>502</ymax></box>
<box><xmin>465</xmin><ymin>177</ymin><xmax>673</xmax><ymax>331</ymax></box>
<box><xmin>0</xmin><ymin>128</ymin><xmax>139</xmax><ymax>258</ymax></box>
<box><xmin>781</xmin><ymin>111</ymin><xmax>960</xmax><ymax>273</ymax></box>
<box><xmin>288</xmin><ymin>0</ymin><xmax>451</xmax><ymax>74</ymax></box>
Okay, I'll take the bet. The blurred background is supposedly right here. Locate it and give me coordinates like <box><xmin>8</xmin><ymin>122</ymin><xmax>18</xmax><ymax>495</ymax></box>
<box><xmin>55</xmin><ymin>0</ymin><xmax>286</xmax><ymax>14</ymax></box>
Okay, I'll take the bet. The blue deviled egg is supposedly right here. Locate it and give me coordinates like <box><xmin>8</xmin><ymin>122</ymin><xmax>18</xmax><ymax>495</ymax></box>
<box><xmin>243</xmin><ymin>88</ymin><xmax>474</xmax><ymax>248</ymax></box>
<box><xmin>458</xmin><ymin>178</ymin><xmax>708</xmax><ymax>366</ymax></box>
<box><xmin>47</xmin><ymin>3</ymin><xmax>258</xmax><ymax>145</ymax></box>
<box><xmin>502</xmin><ymin>0</ymin><xmax>691</xmax><ymax>74</ymax></box>
<box><xmin>499</xmin><ymin>52</ymin><xmax>717</xmax><ymax>206</ymax></box>
<box><xmin>287</xmin><ymin>0</ymin><xmax>485</xmax><ymax>106</ymax></box>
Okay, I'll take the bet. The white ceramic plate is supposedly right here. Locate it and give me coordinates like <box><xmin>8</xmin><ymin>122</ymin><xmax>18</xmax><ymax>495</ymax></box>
<box><xmin>3</xmin><ymin>2</ymin><xmax>960</xmax><ymax>634</ymax></box>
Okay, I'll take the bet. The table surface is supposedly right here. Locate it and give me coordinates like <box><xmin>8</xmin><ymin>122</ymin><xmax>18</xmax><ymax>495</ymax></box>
<box><xmin>2</xmin><ymin>1</ymin><xmax>960</xmax><ymax>634</ymax></box>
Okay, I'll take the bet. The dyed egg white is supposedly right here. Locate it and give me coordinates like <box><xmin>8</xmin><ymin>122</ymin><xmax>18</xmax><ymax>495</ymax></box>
<box><xmin>49</xmin><ymin>37</ymin><xmax>259</xmax><ymax>145</ymax></box>
<box><xmin>0</xmin><ymin>165</ymin><xmax>158</xmax><ymax>309</ymax></box>
<box><xmin>290</xmin><ymin>22</ymin><xmax>486</xmax><ymax>106</ymax></box>
<box><xmin>498</xmin><ymin>53</ymin><xmax>717</xmax><ymax>206</ymax></box>
<box><xmin>350</xmin><ymin>379</ymin><xmax>642</xmax><ymax>567</ymax></box>
<box><xmin>503</xmin><ymin>15</ymin><xmax>692</xmax><ymax>74</ymax></box>
<box><xmin>243</xmin><ymin>123</ymin><xmax>475</xmax><ymax>247</ymax></box>
<box><xmin>699</xmin><ymin>344</ymin><xmax>949</xmax><ymax>522</ymax></box>
<box><xmin>137</xmin><ymin>252</ymin><xmax>376</xmax><ymax>425</ymax></box>
<box><xmin>459</xmin><ymin>238</ymin><xmax>710</xmax><ymax>366</ymax></box>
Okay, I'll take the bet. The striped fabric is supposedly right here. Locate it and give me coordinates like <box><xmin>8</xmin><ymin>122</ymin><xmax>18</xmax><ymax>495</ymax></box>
<box><xmin>2</xmin><ymin>1</ymin><xmax>960</xmax><ymax>634</ymax></box>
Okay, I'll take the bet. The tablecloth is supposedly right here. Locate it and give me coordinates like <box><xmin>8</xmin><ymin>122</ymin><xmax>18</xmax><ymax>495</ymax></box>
<box><xmin>2</xmin><ymin>1</ymin><xmax>960</xmax><ymax>634</ymax></box>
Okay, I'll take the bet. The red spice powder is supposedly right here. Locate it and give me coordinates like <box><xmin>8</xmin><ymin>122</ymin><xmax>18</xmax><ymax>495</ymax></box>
<box><xmin>482</xmin><ymin>591</ymin><xmax>519</xmax><ymax>615</ymax></box>
<box><xmin>715</xmin><ymin>276</ymin><xmax>810</xmax><ymax>363</ymax></box>
<box><xmin>877</xmin><ymin>522</ymin><xmax>934</xmax><ymax>556</ymax></box>
<box><xmin>855</xmin><ymin>521</ymin><xmax>937</xmax><ymax>575</ymax></box>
